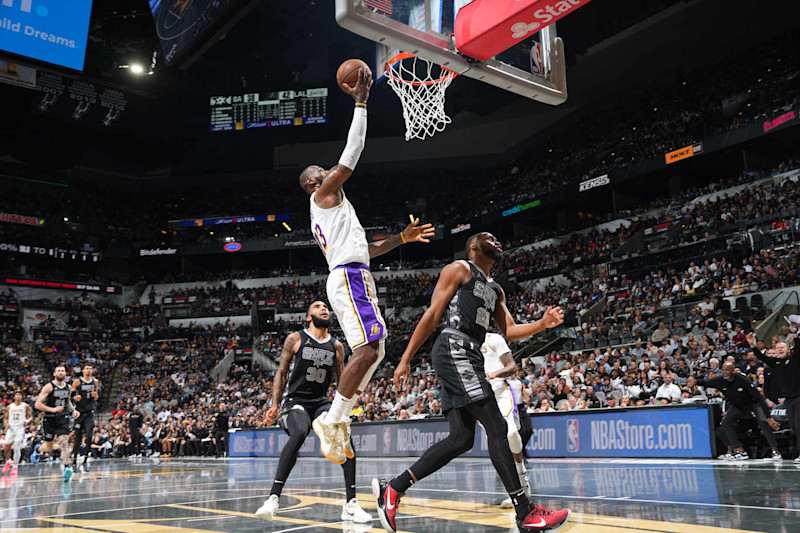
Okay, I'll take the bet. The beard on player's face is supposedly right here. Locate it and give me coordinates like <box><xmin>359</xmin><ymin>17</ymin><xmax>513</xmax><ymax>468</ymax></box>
<box><xmin>480</xmin><ymin>240</ymin><xmax>503</xmax><ymax>261</ymax></box>
<box><xmin>310</xmin><ymin>315</ymin><xmax>332</xmax><ymax>329</ymax></box>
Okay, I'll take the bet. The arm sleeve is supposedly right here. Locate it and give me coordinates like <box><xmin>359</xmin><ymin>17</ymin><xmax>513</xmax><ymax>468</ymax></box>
<box><xmin>753</xmin><ymin>347</ymin><xmax>780</xmax><ymax>367</ymax></box>
<box><xmin>338</xmin><ymin>106</ymin><xmax>367</xmax><ymax>170</ymax></box>
<box><xmin>744</xmin><ymin>377</ymin><xmax>771</xmax><ymax>414</ymax></box>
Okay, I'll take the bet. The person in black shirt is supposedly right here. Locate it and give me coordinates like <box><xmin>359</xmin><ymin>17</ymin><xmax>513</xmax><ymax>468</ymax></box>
<box><xmin>697</xmin><ymin>362</ymin><xmax>781</xmax><ymax>461</ymax></box>
<box><xmin>35</xmin><ymin>365</ymin><xmax>79</xmax><ymax>482</ymax></box>
<box><xmin>747</xmin><ymin>325</ymin><xmax>800</xmax><ymax>463</ymax></box>
<box><xmin>213</xmin><ymin>404</ymin><xmax>230</xmax><ymax>458</ymax></box>
<box><xmin>374</xmin><ymin>233</ymin><xmax>570</xmax><ymax>533</ymax></box>
<box><xmin>255</xmin><ymin>301</ymin><xmax>371</xmax><ymax>524</ymax></box>
<box><xmin>128</xmin><ymin>406</ymin><xmax>143</xmax><ymax>457</ymax></box>
<box><xmin>70</xmin><ymin>364</ymin><xmax>100</xmax><ymax>470</ymax></box>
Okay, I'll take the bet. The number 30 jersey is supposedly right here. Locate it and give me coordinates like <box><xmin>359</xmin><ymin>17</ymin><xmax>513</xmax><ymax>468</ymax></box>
<box><xmin>446</xmin><ymin>261</ymin><xmax>502</xmax><ymax>342</ymax></box>
<box><xmin>310</xmin><ymin>191</ymin><xmax>370</xmax><ymax>270</ymax></box>
<box><xmin>283</xmin><ymin>330</ymin><xmax>338</xmax><ymax>404</ymax></box>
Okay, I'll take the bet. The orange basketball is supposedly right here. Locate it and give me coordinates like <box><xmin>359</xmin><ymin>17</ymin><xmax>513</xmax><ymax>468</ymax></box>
<box><xmin>336</xmin><ymin>59</ymin><xmax>370</xmax><ymax>92</ymax></box>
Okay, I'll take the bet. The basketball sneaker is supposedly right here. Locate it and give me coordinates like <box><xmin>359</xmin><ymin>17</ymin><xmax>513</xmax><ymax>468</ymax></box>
<box><xmin>63</xmin><ymin>465</ymin><xmax>73</xmax><ymax>483</ymax></box>
<box><xmin>341</xmin><ymin>419</ymin><xmax>355</xmax><ymax>460</ymax></box>
<box><xmin>732</xmin><ymin>450</ymin><xmax>749</xmax><ymax>461</ymax></box>
<box><xmin>373</xmin><ymin>478</ymin><xmax>402</xmax><ymax>532</ymax></box>
<box><xmin>771</xmin><ymin>450</ymin><xmax>783</xmax><ymax>462</ymax></box>
<box><xmin>30</xmin><ymin>449</ymin><xmax>39</xmax><ymax>464</ymax></box>
<box><xmin>717</xmin><ymin>452</ymin><xmax>735</xmax><ymax>461</ymax></box>
<box><xmin>255</xmin><ymin>494</ymin><xmax>280</xmax><ymax>522</ymax></box>
<box><xmin>341</xmin><ymin>498</ymin><xmax>372</xmax><ymax>523</ymax></box>
<box><xmin>312</xmin><ymin>414</ymin><xmax>345</xmax><ymax>464</ymax></box>
<box><xmin>518</xmin><ymin>504</ymin><xmax>571</xmax><ymax>532</ymax></box>
<box><xmin>500</xmin><ymin>496</ymin><xmax>514</xmax><ymax>509</ymax></box>
<box><xmin>2</xmin><ymin>459</ymin><xmax>11</xmax><ymax>474</ymax></box>
<box><xmin>793</xmin><ymin>456</ymin><xmax>800</xmax><ymax>464</ymax></box>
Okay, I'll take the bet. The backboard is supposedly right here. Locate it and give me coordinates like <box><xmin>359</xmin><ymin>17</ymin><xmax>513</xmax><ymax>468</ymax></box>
<box><xmin>336</xmin><ymin>0</ymin><xmax>568</xmax><ymax>104</ymax></box>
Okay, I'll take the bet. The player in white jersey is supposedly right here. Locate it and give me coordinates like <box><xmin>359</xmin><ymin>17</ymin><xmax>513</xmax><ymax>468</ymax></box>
<box><xmin>481</xmin><ymin>332</ymin><xmax>531</xmax><ymax>507</ymax></box>
<box><xmin>3</xmin><ymin>392</ymin><xmax>32</xmax><ymax>477</ymax></box>
<box><xmin>299</xmin><ymin>67</ymin><xmax>435</xmax><ymax>464</ymax></box>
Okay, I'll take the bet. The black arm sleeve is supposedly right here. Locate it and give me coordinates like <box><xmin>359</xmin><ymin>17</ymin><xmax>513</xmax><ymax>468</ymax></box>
<box><xmin>696</xmin><ymin>377</ymin><xmax>723</xmax><ymax>389</ymax></box>
<box><xmin>753</xmin><ymin>347</ymin><xmax>781</xmax><ymax>367</ymax></box>
<box><xmin>743</xmin><ymin>377</ymin><xmax>771</xmax><ymax>414</ymax></box>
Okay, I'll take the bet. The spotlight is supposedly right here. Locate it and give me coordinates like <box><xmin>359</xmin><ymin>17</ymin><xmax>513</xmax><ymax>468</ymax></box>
<box><xmin>282</xmin><ymin>222</ymin><xmax>292</xmax><ymax>231</ymax></box>
<box><xmin>130</xmin><ymin>64</ymin><xmax>144</xmax><ymax>75</ymax></box>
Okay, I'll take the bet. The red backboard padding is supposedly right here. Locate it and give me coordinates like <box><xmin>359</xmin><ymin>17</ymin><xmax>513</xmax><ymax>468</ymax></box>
<box><xmin>455</xmin><ymin>0</ymin><xmax>591</xmax><ymax>62</ymax></box>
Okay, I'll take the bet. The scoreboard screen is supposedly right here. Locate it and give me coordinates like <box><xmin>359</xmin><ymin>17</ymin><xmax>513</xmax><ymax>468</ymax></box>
<box><xmin>210</xmin><ymin>88</ymin><xmax>328</xmax><ymax>132</ymax></box>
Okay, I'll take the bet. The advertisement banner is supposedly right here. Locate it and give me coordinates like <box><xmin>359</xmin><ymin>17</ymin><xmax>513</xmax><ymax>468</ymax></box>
<box><xmin>763</xmin><ymin>110</ymin><xmax>796</xmax><ymax>133</ymax></box>
<box><xmin>5</xmin><ymin>277</ymin><xmax>118</xmax><ymax>293</ymax></box>
<box><xmin>665</xmin><ymin>142</ymin><xmax>703</xmax><ymax>165</ymax></box>
<box><xmin>0</xmin><ymin>211</ymin><xmax>43</xmax><ymax>226</ymax></box>
<box><xmin>0</xmin><ymin>242</ymin><xmax>100</xmax><ymax>262</ymax></box>
<box><xmin>579</xmin><ymin>174</ymin><xmax>610</xmax><ymax>192</ymax></box>
<box><xmin>230</xmin><ymin>405</ymin><xmax>714</xmax><ymax>459</ymax></box>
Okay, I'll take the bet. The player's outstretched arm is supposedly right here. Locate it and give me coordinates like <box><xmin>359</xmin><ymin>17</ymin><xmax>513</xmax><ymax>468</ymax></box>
<box><xmin>368</xmin><ymin>217</ymin><xmax>435</xmax><ymax>258</ymax></box>
<box><xmin>266</xmin><ymin>332</ymin><xmax>300</xmax><ymax>424</ymax></box>
<box><xmin>493</xmin><ymin>289</ymin><xmax>564</xmax><ymax>342</ymax></box>
<box><xmin>316</xmin><ymin>68</ymin><xmax>373</xmax><ymax>202</ymax></box>
<box><xmin>394</xmin><ymin>261</ymin><xmax>470</xmax><ymax>386</ymax></box>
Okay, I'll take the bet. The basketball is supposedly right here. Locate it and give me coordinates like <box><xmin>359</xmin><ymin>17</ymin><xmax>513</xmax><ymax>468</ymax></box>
<box><xmin>337</xmin><ymin>59</ymin><xmax>370</xmax><ymax>92</ymax></box>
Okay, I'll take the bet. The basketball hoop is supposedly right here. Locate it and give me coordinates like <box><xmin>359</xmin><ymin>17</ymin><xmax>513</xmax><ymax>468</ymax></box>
<box><xmin>384</xmin><ymin>53</ymin><xmax>459</xmax><ymax>141</ymax></box>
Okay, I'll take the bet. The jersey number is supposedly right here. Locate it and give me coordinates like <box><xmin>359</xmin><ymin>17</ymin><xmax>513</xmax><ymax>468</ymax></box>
<box><xmin>306</xmin><ymin>367</ymin><xmax>327</xmax><ymax>384</ymax></box>
<box><xmin>476</xmin><ymin>307</ymin><xmax>491</xmax><ymax>329</ymax></box>
<box><xmin>313</xmin><ymin>224</ymin><xmax>327</xmax><ymax>255</ymax></box>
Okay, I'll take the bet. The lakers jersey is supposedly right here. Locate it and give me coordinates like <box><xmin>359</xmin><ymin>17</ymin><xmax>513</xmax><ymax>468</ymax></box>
<box><xmin>7</xmin><ymin>403</ymin><xmax>26</xmax><ymax>429</ymax></box>
<box><xmin>482</xmin><ymin>332</ymin><xmax>512</xmax><ymax>390</ymax></box>
<box><xmin>310</xmin><ymin>191</ymin><xmax>370</xmax><ymax>270</ymax></box>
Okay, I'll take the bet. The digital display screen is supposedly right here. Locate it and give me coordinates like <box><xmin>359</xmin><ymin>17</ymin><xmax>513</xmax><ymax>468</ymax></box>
<box><xmin>209</xmin><ymin>89</ymin><xmax>328</xmax><ymax>132</ymax></box>
<box><xmin>0</xmin><ymin>0</ymin><xmax>94</xmax><ymax>70</ymax></box>
<box><xmin>149</xmin><ymin>0</ymin><xmax>241</xmax><ymax>65</ymax></box>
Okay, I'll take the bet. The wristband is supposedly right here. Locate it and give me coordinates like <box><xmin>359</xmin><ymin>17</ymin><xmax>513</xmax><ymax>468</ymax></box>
<box><xmin>399</xmin><ymin>232</ymin><xmax>407</xmax><ymax>244</ymax></box>
<box><xmin>355</xmin><ymin>102</ymin><xmax>367</xmax><ymax>108</ymax></box>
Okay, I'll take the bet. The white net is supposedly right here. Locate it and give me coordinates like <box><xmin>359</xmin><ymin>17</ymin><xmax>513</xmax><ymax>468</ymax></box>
<box><xmin>385</xmin><ymin>54</ymin><xmax>458</xmax><ymax>141</ymax></box>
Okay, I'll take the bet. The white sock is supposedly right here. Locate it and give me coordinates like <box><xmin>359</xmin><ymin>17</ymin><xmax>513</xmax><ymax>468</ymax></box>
<box><xmin>515</xmin><ymin>459</ymin><xmax>526</xmax><ymax>476</ymax></box>
<box><xmin>340</xmin><ymin>396</ymin><xmax>357</xmax><ymax>423</ymax></box>
<box><xmin>325</xmin><ymin>392</ymin><xmax>351</xmax><ymax>424</ymax></box>
<box><xmin>13</xmin><ymin>447</ymin><xmax>21</xmax><ymax>465</ymax></box>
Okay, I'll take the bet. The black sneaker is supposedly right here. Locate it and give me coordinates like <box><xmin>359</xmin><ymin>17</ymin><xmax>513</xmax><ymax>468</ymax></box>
<box><xmin>733</xmin><ymin>450</ymin><xmax>749</xmax><ymax>461</ymax></box>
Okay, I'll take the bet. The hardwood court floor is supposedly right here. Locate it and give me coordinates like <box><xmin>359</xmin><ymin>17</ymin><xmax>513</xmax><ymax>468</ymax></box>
<box><xmin>2</xmin><ymin>456</ymin><xmax>799</xmax><ymax>532</ymax></box>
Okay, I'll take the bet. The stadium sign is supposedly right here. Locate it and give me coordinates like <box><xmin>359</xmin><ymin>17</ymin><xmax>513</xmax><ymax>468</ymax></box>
<box><xmin>763</xmin><ymin>110</ymin><xmax>796</xmax><ymax>133</ymax></box>
<box><xmin>0</xmin><ymin>242</ymin><xmax>100</xmax><ymax>262</ymax></box>
<box><xmin>502</xmin><ymin>199</ymin><xmax>541</xmax><ymax>217</ymax></box>
<box><xmin>665</xmin><ymin>142</ymin><xmax>703</xmax><ymax>165</ymax></box>
<box><xmin>0</xmin><ymin>211</ymin><xmax>44</xmax><ymax>226</ymax></box>
<box><xmin>579</xmin><ymin>174</ymin><xmax>610</xmax><ymax>192</ymax></box>
<box><xmin>139</xmin><ymin>248</ymin><xmax>178</xmax><ymax>256</ymax></box>
<box><xmin>450</xmin><ymin>223</ymin><xmax>472</xmax><ymax>235</ymax></box>
<box><xmin>4</xmin><ymin>277</ymin><xmax>118</xmax><ymax>294</ymax></box>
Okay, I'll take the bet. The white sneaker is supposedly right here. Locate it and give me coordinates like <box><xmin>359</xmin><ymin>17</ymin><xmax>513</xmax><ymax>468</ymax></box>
<box><xmin>717</xmin><ymin>452</ymin><xmax>734</xmax><ymax>461</ymax></box>
<box><xmin>794</xmin><ymin>457</ymin><xmax>800</xmax><ymax>464</ymax></box>
<box><xmin>500</xmin><ymin>497</ymin><xmax>514</xmax><ymax>509</ymax></box>
<box><xmin>341</xmin><ymin>498</ymin><xmax>372</xmax><ymax>523</ymax></box>
<box><xmin>771</xmin><ymin>450</ymin><xmax>783</xmax><ymax>462</ymax></box>
<box><xmin>255</xmin><ymin>495</ymin><xmax>279</xmax><ymax>522</ymax></box>
<box><xmin>312</xmin><ymin>414</ymin><xmax>345</xmax><ymax>464</ymax></box>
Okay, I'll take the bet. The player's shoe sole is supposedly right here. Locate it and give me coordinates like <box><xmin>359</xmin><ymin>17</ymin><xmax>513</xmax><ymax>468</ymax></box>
<box><xmin>312</xmin><ymin>415</ymin><xmax>346</xmax><ymax>465</ymax></box>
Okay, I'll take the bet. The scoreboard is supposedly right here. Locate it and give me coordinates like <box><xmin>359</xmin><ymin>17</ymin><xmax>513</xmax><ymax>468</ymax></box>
<box><xmin>210</xmin><ymin>88</ymin><xmax>328</xmax><ymax>132</ymax></box>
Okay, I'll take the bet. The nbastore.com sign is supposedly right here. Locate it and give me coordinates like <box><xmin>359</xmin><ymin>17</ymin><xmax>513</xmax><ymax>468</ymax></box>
<box><xmin>579</xmin><ymin>174</ymin><xmax>610</xmax><ymax>192</ymax></box>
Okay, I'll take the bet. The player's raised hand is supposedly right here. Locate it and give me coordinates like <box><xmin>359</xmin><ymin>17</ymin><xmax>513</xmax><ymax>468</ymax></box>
<box><xmin>403</xmin><ymin>217</ymin><xmax>435</xmax><ymax>244</ymax></box>
<box><xmin>342</xmin><ymin>67</ymin><xmax>373</xmax><ymax>104</ymax></box>
<box><xmin>541</xmin><ymin>306</ymin><xmax>564</xmax><ymax>328</ymax></box>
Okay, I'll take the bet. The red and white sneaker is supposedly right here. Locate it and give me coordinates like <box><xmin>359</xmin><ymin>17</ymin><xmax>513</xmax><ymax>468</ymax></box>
<box><xmin>372</xmin><ymin>478</ymin><xmax>402</xmax><ymax>533</ymax></box>
<box><xmin>2</xmin><ymin>459</ymin><xmax>11</xmax><ymax>474</ymax></box>
<box><xmin>517</xmin><ymin>504</ymin><xmax>571</xmax><ymax>532</ymax></box>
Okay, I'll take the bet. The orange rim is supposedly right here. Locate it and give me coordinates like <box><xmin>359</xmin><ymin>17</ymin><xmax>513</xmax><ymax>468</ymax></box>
<box><xmin>385</xmin><ymin>52</ymin><xmax>459</xmax><ymax>87</ymax></box>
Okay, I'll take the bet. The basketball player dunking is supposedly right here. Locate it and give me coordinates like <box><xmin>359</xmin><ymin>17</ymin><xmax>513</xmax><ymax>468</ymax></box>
<box><xmin>70</xmin><ymin>363</ymin><xmax>100</xmax><ymax>471</ymax></box>
<box><xmin>299</xmin><ymin>66</ymin><xmax>435</xmax><ymax>464</ymax></box>
<box><xmin>255</xmin><ymin>301</ymin><xmax>371</xmax><ymax>523</ymax></box>
<box><xmin>3</xmin><ymin>392</ymin><xmax>31</xmax><ymax>478</ymax></box>
<box><xmin>373</xmin><ymin>233</ymin><xmax>571</xmax><ymax>533</ymax></box>
<box><xmin>34</xmin><ymin>365</ymin><xmax>80</xmax><ymax>483</ymax></box>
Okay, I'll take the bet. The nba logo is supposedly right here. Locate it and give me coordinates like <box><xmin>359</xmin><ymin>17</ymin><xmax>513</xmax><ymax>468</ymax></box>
<box><xmin>566</xmin><ymin>419</ymin><xmax>579</xmax><ymax>453</ymax></box>
<box><xmin>530</xmin><ymin>41</ymin><xmax>543</xmax><ymax>77</ymax></box>
<box><xmin>383</xmin><ymin>428</ymin><xmax>392</xmax><ymax>454</ymax></box>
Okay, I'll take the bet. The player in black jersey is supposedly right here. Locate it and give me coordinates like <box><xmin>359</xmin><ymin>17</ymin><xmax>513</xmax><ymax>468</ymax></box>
<box><xmin>255</xmin><ymin>301</ymin><xmax>372</xmax><ymax>524</ymax></box>
<box><xmin>70</xmin><ymin>363</ymin><xmax>100</xmax><ymax>471</ymax></box>
<box><xmin>374</xmin><ymin>233</ymin><xmax>571</xmax><ymax>533</ymax></box>
<box><xmin>34</xmin><ymin>365</ymin><xmax>79</xmax><ymax>483</ymax></box>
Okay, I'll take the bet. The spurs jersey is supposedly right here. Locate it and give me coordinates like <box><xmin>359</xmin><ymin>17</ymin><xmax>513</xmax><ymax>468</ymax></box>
<box><xmin>481</xmin><ymin>333</ymin><xmax>512</xmax><ymax>391</ymax></box>
<box><xmin>310</xmin><ymin>191</ymin><xmax>369</xmax><ymax>270</ymax></box>
<box><xmin>283</xmin><ymin>330</ymin><xmax>338</xmax><ymax>404</ymax></box>
<box><xmin>44</xmin><ymin>381</ymin><xmax>71</xmax><ymax>419</ymax></box>
<box><xmin>445</xmin><ymin>261</ymin><xmax>502</xmax><ymax>342</ymax></box>
<box><xmin>7</xmin><ymin>403</ymin><xmax>26</xmax><ymax>429</ymax></box>
<box><xmin>75</xmin><ymin>377</ymin><xmax>98</xmax><ymax>413</ymax></box>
